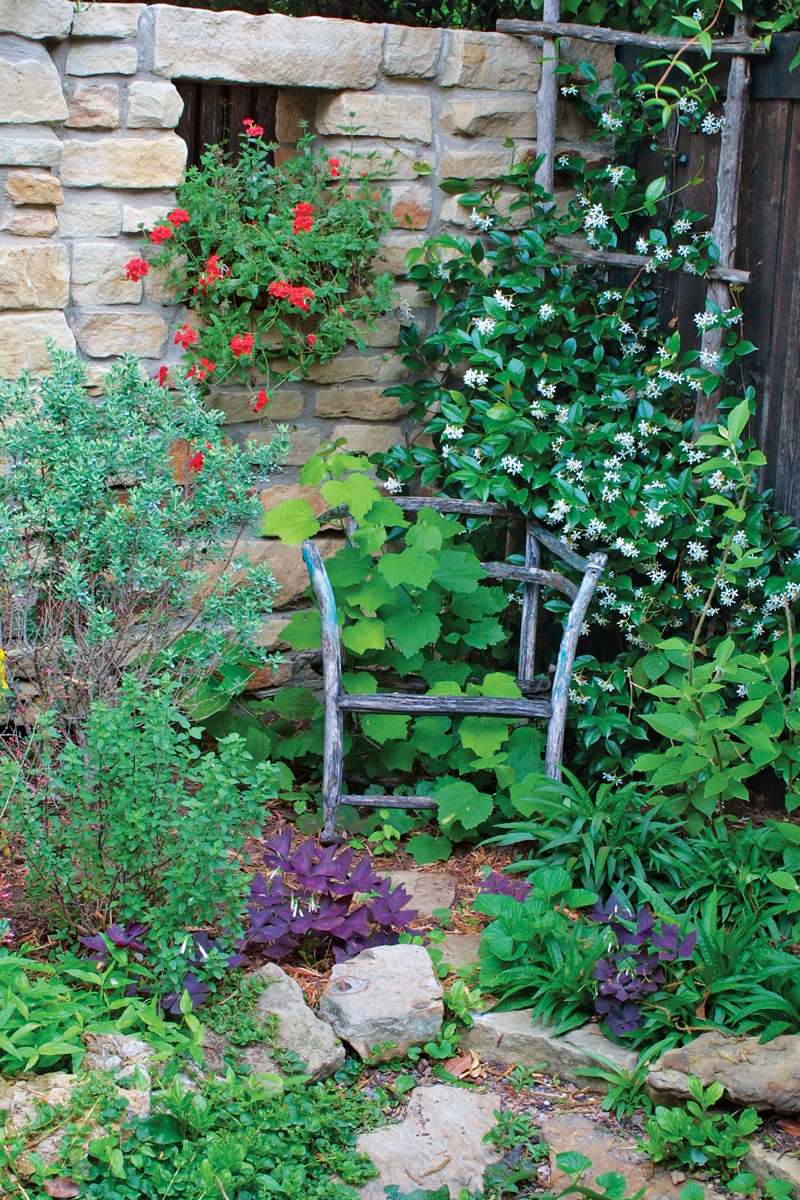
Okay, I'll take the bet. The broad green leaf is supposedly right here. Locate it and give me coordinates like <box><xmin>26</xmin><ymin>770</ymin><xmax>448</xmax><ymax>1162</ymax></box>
<box><xmin>436</xmin><ymin>779</ymin><xmax>493</xmax><ymax>830</ymax></box>
<box><xmin>281</xmin><ymin>609</ymin><xmax>322</xmax><ymax>650</ymax></box>
<box><xmin>361</xmin><ymin>713</ymin><xmax>410</xmax><ymax>743</ymax></box>
<box><xmin>378</xmin><ymin>548</ymin><xmax>436</xmax><ymax>590</ymax></box>
<box><xmin>431</xmin><ymin>549</ymin><xmax>487</xmax><ymax>593</ymax></box>
<box><xmin>386</xmin><ymin>609</ymin><xmax>441</xmax><ymax>658</ymax></box>
<box><xmin>556</xmin><ymin>1152</ymin><xmax>593</xmax><ymax>1175</ymax></box>
<box><xmin>262</xmin><ymin>498</ymin><xmax>320</xmax><ymax>544</ymax></box>
<box><xmin>321</xmin><ymin>472</ymin><xmax>381</xmax><ymax>521</ymax></box>
<box><xmin>342</xmin><ymin>618</ymin><xmax>386</xmax><ymax>654</ymax></box>
<box><xmin>407</xmin><ymin>833</ymin><xmax>453</xmax><ymax>865</ymax></box>
<box><xmin>480</xmin><ymin>672</ymin><xmax>523</xmax><ymax>698</ymax></box>
<box><xmin>459</xmin><ymin>716</ymin><xmax>510</xmax><ymax>758</ymax></box>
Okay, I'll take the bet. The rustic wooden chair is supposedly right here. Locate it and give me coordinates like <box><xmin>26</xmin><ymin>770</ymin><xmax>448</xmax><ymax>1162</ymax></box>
<box><xmin>302</xmin><ymin>497</ymin><xmax>606</xmax><ymax>843</ymax></box>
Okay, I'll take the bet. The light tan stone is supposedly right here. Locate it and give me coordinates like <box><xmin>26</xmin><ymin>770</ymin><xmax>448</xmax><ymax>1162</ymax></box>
<box><xmin>121</xmin><ymin>202</ymin><xmax>172</xmax><ymax>233</ymax></box>
<box><xmin>314</xmin><ymin>386</ymin><xmax>403</xmax><ymax>421</ymax></box>
<box><xmin>127</xmin><ymin>81</ymin><xmax>184</xmax><ymax>130</ymax></box>
<box><xmin>555</xmin><ymin>97</ymin><xmax>597</xmax><ymax>142</ymax></box>
<box><xmin>0</xmin><ymin>241</ymin><xmax>69</xmax><ymax>309</ymax></box>
<box><xmin>58</xmin><ymin>197</ymin><xmax>122</xmax><ymax>239</ymax></box>
<box><xmin>144</xmin><ymin>261</ymin><xmax>180</xmax><ymax>305</ymax></box>
<box><xmin>350</xmin><ymin>315</ymin><xmax>403</xmax><ymax>348</ymax></box>
<box><xmin>261</xmin><ymin>482</ymin><xmax>329</xmax><ymax>517</ymax></box>
<box><xmin>252</xmin><ymin>614</ymin><xmax>292</xmax><ymax>650</ymax></box>
<box><xmin>3</xmin><ymin>207</ymin><xmax>57</xmax><ymax>237</ymax></box>
<box><xmin>0</xmin><ymin>310</ymin><xmax>75</xmax><ymax>377</ymax></box>
<box><xmin>72</xmin><ymin>3</ymin><xmax>144</xmax><ymax>38</ymax></box>
<box><xmin>210</xmin><ymin>389</ymin><xmax>304</xmax><ymax>424</ymax></box>
<box><xmin>0</xmin><ymin>37</ymin><xmax>68</xmax><ymax>125</ymax></box>
<box><xmin>442</xmin><ymin>30</ymin><xmax>542</xmax><ymax>90</ymax></box>
<box><xmin>316</xmin><ymin>93</ymin><xmax>432</xmax><ymax>144</ymax></box>
<box><xmin>66</xmin><ymin>41</ymin><xmax>139</xmax><ymax>77</ymax></box>
<box><xmin>440</xmin><ymin>143</ymin><xmax>537</xmax><ymax>180</ymax></box>
<box><xmin>275</xmin><ymin>92</ymin><xmax>305</xmax><ymax>143</ymax></box>
<box><xmin>73</xmin><ymin>311</ymin><xmax>168</xmax><ymax>358</ymax></box>
<box><xmin>0</xmin><ymin>0</ymin><xmax>73</xmax><ymax>39</ymax></box>
<box><xmin>382</xmin><ymin>26</ymin><xmax>441</xmax><ymax>77</ymax></box>
<box><xmin>321</xmin><ymin>139</ymin><xmax>434</xmax><ymax>182</ymax></box>
<box><xmin>71</xmin><ymin>241</ymin><xmax>143</xmax><ymax>305</ymax></box>
<box><xmin>331</xmin><ymin>422</ymin><xmax>403</xmax><ymax>455</ymax></box>
<box><xmin>153</xmin><ymin>7</ymin><xmax>382</xmax><ymax>89</ymax></box>
<box><xmin>373</xmin><ymin>233</ymin><xmax>419</xmax><ymax>277</ymax></box>
<box><xmin>5</xmin><ymin>171</ymin><xmax>63</xmax><ymax>207</ymax></box>
<box><xmin>282</xmin><ymin>426</ymin><xmax>322</xmax><ymax>466</ymax></box>
<box><xmin>561</xmin><ymin>37</ymin><xmax>615</xmax><ymax>79</ymax></box>
<box><xmin>390</xmin><ymin>183</ymin><xmax>431</xmax><ymax>230</ymax></box>
<box><xmin>308</xmin><ymin>352</ymin><xmax>405</xmax><ymax>385</ymax></box>
<box><xmin>240</xmin><ymin>536</ymin><xmax>342</xmax><ymax>608</ymax></box>
<box><xmin>67</xmin><ymin>82</ymin><xmax>120</xmax><ymax>129</ymax></box>
<box><xmin>441</xmin><ymin>96</ymin><xmax>537</xmax><ymax>139</ymax></box>
<box><xmin>0</xmin><ymin>127</ymin><xmax>61</xmax><ymax>167</ymax></box>
<box><xmin>60</xmin><ymin>135</ymin><xmax>188</xmax><ymax>189</ymax></box>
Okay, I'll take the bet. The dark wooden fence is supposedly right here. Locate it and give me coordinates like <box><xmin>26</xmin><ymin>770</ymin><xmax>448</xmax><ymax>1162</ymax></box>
<box><xmin>175</xmin><ymin>82</ymin><xmax>277</xmax><ymax>167</ymax></box>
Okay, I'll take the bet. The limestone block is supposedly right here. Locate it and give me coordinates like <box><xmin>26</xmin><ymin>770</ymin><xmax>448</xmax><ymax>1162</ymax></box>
<box><xmin>3</xmin><ymin>207</ymin><xmax>57</xmax><ymax>237</ymax></box>
<box><xmin>321</xmin><ymin>139</ymin><xmax>434</xmax><ymax>181</ymax></box>
<box><xmin>561</xmin><ymin>37</ymin><xmax>615</xmax><ymax>80</ymax></box>
<box><xmin>316</xmin><ymin>93</ymin><xmax>432</xmax><ymax>144</ymax></box>
<box><xmin>0</xmin><ymin>241</ymin><xmax>69</xmax><ymax>309</ymax></box>
<box><xmin>331</xmin><ymin>422</ymin><xmax>404</xmax><ymax>456</ymax></box>
<box><xmin>252</xmin><ymin>614</ymin><xmax>292</xmax><ymax>650</ymax></box>
<box><xmin>385</xmin><ymin>870</ymin><xmax>456</xmax><ymax>914</ymax></box>
<box><xmin>66</xmin><ymin>41</ymin><xmax>139</xmax><ymax>77</ymax></box>
<box><xmin>373</xmin><ymin>232</ymin><xmax>419</xmax><ymax>277</ymax></box>
<box><xmin>153</xmin><ymin>7</ymin><xmax>382</xmax><ymax>89</ymax></box>
<box><xmin>240</xmin><ymin>964</ymin><xmax>346</xmax><ymax>1082</ymax></box>
<box><xmin>0</xmin><ymin>127</ymin><xmax>62</xmax><ymax>168</ymax></box>
<box><xmin>349</xmin><ymin>315</ymin><xmax>402</xmax><ymax>348</ymax></box>
<box><xmin>0</xmin><ymin>37</ymin><xmax>68</xmax><ymax>125</ymax></box>
<box><xmin>0</xmin><ymin>0</ymin><xmax>73</xmax><ymax>39</ymax></box>
<box><xmin>5</xmin><ymin>171</ymin><xmax>63</xmax><ymax>206</ymax></box>
<box><xmin>437</xmin><ymin>932</ymin><xmax>482</xmax><ymax>970</ymax></box>
<box><xmin>73</xmin><ymin>311</ymin><xmax>168</xmax><ymax>358</ymax></box>
<box><xmin>67</xmin><ymin>82</ymin><xmax>120</xmax><ymax>129</ymax></box>
<box><xmin>72</xmin><ymin>3</ymin><xmax>144</xmax><ymax>38</ymax></box>
<box><xmin>127</xmin><ymin>81</ymin><xmax>184</xmax><ymax>130</ymax></box>
<box><xmin>243</xmin><ymin>536</ymin><xmax>341</xmax><ymax>608</ymax></box>
<box><xmin>210</xmin><ymin>389</ymin><xmax>303</xmax><ymax>424</ymax></box>
<box><xmin>649</xmin><ymin>1030</ymin><xmax>800</xmax><ymax>1114</ymax></box>
<box><xmin>743</xmin><ymin>1141</ymin><xmax>800</xmax><ymax>1200</ymax></box>
<box><xmin>0</xmin><ymin>310</ymin><xmax>75</xmax><ymax>377</ymax></box>
<box><xmin>440</xmin><ymin>143</ymin><xmax>537</xmax><ymax>180</ymax></box>
<box><xmin>555</xmin><ymin>97</ymin><xmax>597</xmax><ymax>142</ymax></box>
<box><xmin>441</xmin><ymin>96</ymin><xmax>537</xmax><ymax>139</ymax></box>
<box><xmin>382</xmin><ymin>26</ymin><xmax>441</xmax><ymax>78</ymax></box>
<box><xmin>307</xmin><ymin>351</ymin><xmax>405</xmax><ymax>385</ymax></box>
<box><xmin>71</xmin><ymin>241</ymin><xmax>143</xmax><ymax>305</ymax></box>
<box><xmin>390</xmin><ymin>183</ymin><xmax>431</xmax><ymax>230</ymax></box>
<box><xmin>314</xmin><ymin>386</ymin><xmax>402</xmax><ymax>421</ymax></box>
<box><xmin>60</xmin><ymin>135</ymin><xmax>187</xmax><ymax>189</ymax></box>
<box><xmin>442</xmin><ymin>30</ymin><xmax>542</xmax><ymax>91</ymax></box>
<box><xmin>121</xmin><ymin>202</ymin><xmax>172</xmax><ymax>232</ymax></box>
<box><xmin>283</xmin><ymin>426</ymin><xmax>322</xmax><ymax>467</ymax></box>
<box><xmin>58</xmin><ymin>197</ymin><xmax>122</xmax><ymax>239</ymax></box>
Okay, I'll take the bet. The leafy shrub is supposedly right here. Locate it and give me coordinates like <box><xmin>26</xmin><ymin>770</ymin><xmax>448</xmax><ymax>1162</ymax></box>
<box><xmin>3</xmin><ymin>675</ymin><xmax>276</xmax><ymax>991</ymax></box>
<box><xmin>151</xmin><ymin>126</ymin><xmax>394</xmax><ymax>400</ymax></box>
<box><xmin>0</xmin><ymin>350</ymin><xmax>288</xmax><ymax>728</ymax></box>
<box><xmin>639</xmin><ymin>1075</ymin><xmax>760</xmax><ymax>1178</ymax></box>
<box><xmin>244</xmin><ymin>828</ymin><xmax>417</xmax><ymax>960</ymax></box>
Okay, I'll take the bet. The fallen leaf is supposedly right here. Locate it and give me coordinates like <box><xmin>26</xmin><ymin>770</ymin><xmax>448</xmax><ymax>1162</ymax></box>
<box><xmin>43</xmin><ymin>1179</ymin><xmax>81</xmax><ymax>1198</ymax></box>
<box><xmin>777</xmin><ymin>1119</ymin><xmax>800</xmax><ymax>1137</ymax></box>
<box><xmin>443</xmin><ymin>1054</ymin><xmax>472</xmax><ymax>1078</ymax></box>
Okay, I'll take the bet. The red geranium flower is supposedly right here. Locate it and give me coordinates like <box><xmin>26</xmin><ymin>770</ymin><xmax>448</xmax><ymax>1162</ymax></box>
<box><xmin>174</xmin><ymin>323</ymin><xmax>198</xmax><ymax>349</ymax></box>
<box><xmin>189</xmin><ymin>451</ymin><xmax>204</xmax><ymax>472</ymax></box>
<box><xmin>230</xmin><ymin>333</ymin><xmax>255</xmax><ymax>358</ymax></box>
<box><xmin>253</xmin><ymin>389</ymin><xmax>269</xmax><ymax>413</ymax></box>
<box><xmin>243</xmin><ymin>118</ymin><xmax>264</xmax><ymax>137</ymax></box>
<box><xmin>308</xmin><ymin>334</ymin><xmax>317</xmax><ymax>348</ymax></box>
<box><xmin>168</xmin><ymin>208</ymin><xmax>190</xmax><ymax>226</ymax></box>
<box><xmin>327</xmin><ymin>157</ymin><xmax>340</xmax><ymax>177</ymax></box>
<box><xmin>156</xmin><ymin>365</ymin><xmax>169</xmax><ymax>387</ymax></box>
<box><xmin>288</xmin><ymin>284</ymin><xmax>314</xmax><ymax>311</ymax></box>
<box><xmin>206</xmin><ymin>254</ymin><xmax>223</xmax><ymax>282</ymax></box>
<box><xmin>291</xmin><ymin>202</ymin><xmax>314</xmax><ymax>234</ymax></box>
<box><xmin>150</xmin><ymin>224</ymin><xmax>174</xmax><ymax>245</ymax></box>
<box><xmin>125</xmin><ymin>257</ymin><xmax>149</xmax><ymax>281</ymax></box>
<box><xmin>268</xmin><ymin>280</ymin><xmax>291</xmax><ymax>300</ymax></box>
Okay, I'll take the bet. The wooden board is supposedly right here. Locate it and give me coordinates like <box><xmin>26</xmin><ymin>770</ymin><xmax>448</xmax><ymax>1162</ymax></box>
<box><xmin>175</xmin><ymin>82</ymin><xmax>277</xmax><ymax>168</ymax></box>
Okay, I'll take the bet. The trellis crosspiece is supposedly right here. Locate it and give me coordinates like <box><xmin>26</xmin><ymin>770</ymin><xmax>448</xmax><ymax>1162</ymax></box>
<box><xmin>302</xmin><ymin>497</ymin><xmax>606</xmax><ymax>844</ymax></box>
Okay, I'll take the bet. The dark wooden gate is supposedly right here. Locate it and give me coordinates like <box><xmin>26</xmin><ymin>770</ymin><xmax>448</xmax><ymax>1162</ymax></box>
<box><xmin>175</xmin><ymin>82</ymin><xmax>277</xmax><ymax>168</ymax></box>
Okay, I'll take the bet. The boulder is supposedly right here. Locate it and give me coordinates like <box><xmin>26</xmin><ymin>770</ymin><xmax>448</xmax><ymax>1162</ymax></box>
<box><xmin>648</xmin><ymin>1031</ymin><xmax>800</xmax><ymax>1114</ymax></box>
<box><xmin>242</xmin><ymin>963</ymin><xmax>346</xmax><ymax>1082</ymax></box>
<box><xmin>319</xmin><ymin>943</ymin><xmax>443</xmax><ymax>1062</ymax></box>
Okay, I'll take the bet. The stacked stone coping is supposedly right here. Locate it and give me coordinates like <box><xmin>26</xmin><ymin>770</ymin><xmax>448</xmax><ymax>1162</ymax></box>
<box><xmin>0</xmin><ymin>0</ymin><xmax>612</xmax><ymax>689</ymax></box>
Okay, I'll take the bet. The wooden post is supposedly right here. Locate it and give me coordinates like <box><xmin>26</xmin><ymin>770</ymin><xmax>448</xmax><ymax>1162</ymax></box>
<box><xmin>695</xmin><ymin>12</ymin><xmax>753</xmax><ymax>431</ymax></box>
<box><xmin>535</xmin><ymin>0</ymin><xmax>561</xmax><ymax>194</ymax></box>
<box><xmin>517</xmin><ymin>525</ymin><xmax>541</xmax><ymax>687</ymax></box>
<box><xmin>302</xmin><ymin>539</ymin><xmax>344</xmax><ymax>844</ymax></box>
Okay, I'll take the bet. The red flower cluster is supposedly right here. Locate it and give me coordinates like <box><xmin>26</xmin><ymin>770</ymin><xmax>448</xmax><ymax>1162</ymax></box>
<box><xmin>168</xmin><ymin>208</ymin><xmax>190</xmax><ymax>227</ymax></box>
<box><xmin>189</xmin><ymin>441</ymin><xmax>212</xmax><ymax>473</ymax></box>
<box><xmin>244</xmin><ymin>118</ymin><xmax>264</xmax><ymax>137</ymax></box>
<box><xmin>230</xmin><ymin>333</ymin><xmax>255</xmax><ymax>358</ymax></box>
<box><xmin>174</xmin><ymin>323</ymin><xmax>198</xmax><ymax>349</ymax></box>
<box><xmin>125</xmin><ymin>257</ymin><xmax>149</xmax><ymax>281</ymax></box>
<box><xmin>308</xmin><ymin>334</ymin><xmax>317</xmax><ymax>348</ymax></box>
<box><xmin>268</xmin><ymin>280</ymin><xmax>314</xmax><ymax>311</ymax></box>
<box><xmin>150</xmin><ymin>224</ymin><xmax>174</xmax><ymax>245</ymax></box>
<box><xmin>292</xmin><ymin>202</ymin><xmax>314</xmax><ymax>234</ymax></box>
<box><xmin>187</xmin><ymin>357</ymin><xmax>216</xmax><ymax>382</ymax></box>
<box><xmin>194</xmin><ymin>253</ymin><xmax>226</xmax><ymax>294</ymax></box>
<box><xmin>327</xmin><ymin>157</ymin><xmax>340</xmax><ymax>178</ymax></box>
<box><xmin>252</xmin><ymin>389</ymin><xmax>269</xmax><ymax>414</ymax></box>
<box><xmin>156</xmin><ymin>365</ymin><xmax>169</xmax><ymax>387</ymax></box>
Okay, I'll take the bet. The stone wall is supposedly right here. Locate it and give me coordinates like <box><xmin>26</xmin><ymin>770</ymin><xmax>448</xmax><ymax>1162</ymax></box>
<box><xmin>0</xmin><ymin>1</ymin><xmax>612</xmax><ymax>687</ymax></box>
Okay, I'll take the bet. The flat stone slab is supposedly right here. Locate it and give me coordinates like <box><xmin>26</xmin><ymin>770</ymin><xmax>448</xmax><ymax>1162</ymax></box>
<box><xmin>438</xmin><ymin>931</ymin><xmax>482</xmax><ymax>970</ymax></box>
<box><xmin>356</xmin><ymin>1084</ymin><xmax>502</xmax><ymax>1199</ymax></box>
<box><xmin>462</xmin><ymin>1010</ymin><xmax>638</xmax><ymax>1089</ymax></box>
<box><xmin>649</xmin><ymin>1031</ymin><xmax>800</xmax><ymax>1114</ymax></box>
<box><xmin>388</xmin><ymin>869</ymin><xmax>456</xmax><ymax>914</ymax></box>
<box><xmin>743</xmin><ymin>1140</ymin><xmax>800</xmax><ymax>1200</ymax></box>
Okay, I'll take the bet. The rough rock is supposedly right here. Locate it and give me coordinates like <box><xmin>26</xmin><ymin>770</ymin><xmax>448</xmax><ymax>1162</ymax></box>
<box><xmin>441</xmin><ymin>30</ymin><xmax>542</xmax><ymax>91</ymax></box>
<box><xmin>82</xmin><ymin>1032</ymin><xmax>155</xmax><ymax>1085</ymax></box>
<box><xmin>441</xmin><ymin>95</ymin><xmax>537</xmax><ymax>139</ymax></box>
<box><xmin>5</xmin><ymin>170</ymin><xmax>63</xmax><ymax>206</ymax></box>
<box><xmin>3</xmin><ymin>207</ymin><xmax>58</xmax><ymax>237</ymax></box>
<box><xmin>319</xmin><ymin>943</ymin><xmax>443</xmax><ymax>1062</ymax></box>
<box><xmin>0</xmin><ymin>126</ymin><xmax>62</xmax><ymax>167</ymax></box>
<box><xmin>350</xmin><ymin>315</ymin><xmax>404</xmax><ymax>348</ymax></box>
<box><xmin>121</xmin><ymin>202</ymin><xmax>173</xmax><ymax>233</ymax></box>
<box><xmin>72</xmin><ymin>3</ymin><xmax>144</xmax><ymax>37</ymax></box>
<box><xmin>153</xmin><ymin>7</ymin><xmax>383</xmax><ymax>89</ymax></box>
<box><xmin>71</xmin><ymin>240</ymin><xmax>143</xmax><ymax>305</ymax></box>
<box><xmin>386</xmin><ymin>869</ymin><xmax>456</xmax><ymax>915</ymax></box>
<box><xmin>67</xmin><ymin>81</ymin><xmax>120</xmax><ymax>129</ymax></box>
<box><xmin>261</xmin><ymin>481</ymin><xmax>331</xmax><ymax>517</ymax></box>
<box><xmin>281</xmin><ymin>426</ymin><xmax>322</xmax><ymax>466</ymax></box>
<box><xmin>438</xmin><ymin>932</ymin><xmax>482</xmax><ymax>971</ymax></box>
<box><xmin>0</xmin><ymin>241</ymin><xmax>70</xmax><ymax>309</ymax></box>
<box><xmin>66</xmin><ymin>41</ymin><xmax>139</xmax><ymax>77</ymax></box>
<box><xmin>0</xmin><ymin>37</ymin><xmax>68</xmax><ymax>125</ymax></box>
<box><xmin>314</xmin><ymin>385</ymin><xmax>403</xmax><ymax>421</ymax></box>
<box><xmin>127</xmin><ymin>81</ymin><xmax>185</xmax><ymax>129</ymax></box>
<box><xmin>210</xmin><ymin>388</ymin><xmax>303</xmax><ymax>423</ymax></box>
<box><xmin>144</xmin><ymin>261</ymin><xmax>181</xmax><ymax>304</ymax></box>
<box><xmin>390</xmin><ymin>182</ymin><xmax>432</xmax><ymax>229</ymax></box>
<box><xmin>461</xmin><ymin>1010</ymin><xmax>638</xmax><ymax>1089</ymax></box>
<box><xmin>227</xmin><ymin>535</ymin><xmax>343</xmax><ymax>609</ymax></box>
<box><xmin>648</xmin><ymin>1031</ymin><xmax>800</xmax><ymax>1114</ymax></box>
<box><xmin>316</xmin><ymin>93</ymin><xmax>432</xmax><ymax>144</ymax></box>
<box><xmin>321</xmin><ymin>139</ymin><xmax>434</xmax><ymax>181</ymax></box>
<box><xmin>73</xmin><ymin>311</ymin><xmax>169</xmax><ymax>358</ymax></box>
<box><xmin>0</xmin><ymin>0</ymin><xmax>74</xmax><ymax>39</ymax></box>
<box><xmin>241</xmin><ymin>963</ymin><xmax>346</xmax><ymax>1082</ymax></box>
<box><xmin>743</xmin><ymin>1140</ymin><xmax>800</xmax><ymax>1200</ymax></box>
<box><xmin>440</xmin><ymin>144</ymin><xmax>538</xmax><ymax>180</ymax></box>
<box><xmin>58</xmin><ymin>197</ymin><xmax>122</xmax><ymax>239</ymax></box>
<box><xmin>382</xmin><ymin>25</ymin><xmax>441</xmax><ymax>78</ymax></box>
<box><xmin>356</xmin><ymin>1085</ymin><xmax>502</xmax><ymax>1199</ymax></box>
<box><xmin>60</xmin><ymin>134</ymin><xmax>187</xmax><ymax>189</ymax></box>
<box><xmin>330</xmin><ymin>422</ymin><xmax>404</xmax><ymax>456</ymax></box>
<box><xmin>307</xmin><ymin>351</ymin><xmax>406</xmax><ymax>385</ymax></box>
<box><xmin>0</xmin><ymin>309</ymin><xmax>75</xmax><ymax>376</ymax></box>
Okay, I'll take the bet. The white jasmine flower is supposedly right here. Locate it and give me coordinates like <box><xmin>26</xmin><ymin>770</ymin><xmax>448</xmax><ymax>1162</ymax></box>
<box><xmin>556</xmin><ymin>405</ymin><xmax>571</xmax><ymax>424</ymax></box>
<box><xmin>539</xmin><ymin>303</ymin><xmax>556</xmax><ymax>320</ymax></box>
<box><xmin>443</xmin><ymin>424</ymin><xmax>464</xmax><ymax>440</ymax></box>
<box><xmin>470</xmin><ymin>208</ymin><xmax>494</xmax><ymax>232</ymax></box>
<box><xmin>562</xmin><ymin>85</ymin><xmax>579</xmax><ymax>96</ymax></box>
<box><xmin>673</xmin><ymin>217</ymin><xmax>692</xmax><ymax>234</ymax></box>
<box><xmin>606</xmin><ymin>165</ymin><xmax>626</xmax><ymax>186</ymax></box>
<box><xmin>529</xmin><ymin>401</ymin><xmax>546</xmax><ymax>418</ymax></box>
<box><xmin>699</xmin><ymin>348</ymin><xmax>720</xmax><ymax>369</ymax></box>
<box><xmin>383</xmin><ymin>476</ymin><xmax>402</xmax><ymax>494</ymax></box>
<box><xmin>636</xmin><ymin>237</ymin><xmax>649</xmax><ymax>254</ymax></box>
<box><xmin>587</xmin><ymin>518</ymin><xmax>606</xmax><ymax>538</ymax></box>
<box><xmin>687</xmin><ymin>541</ymin><xmax>708</xmax><ymax>562</ymax></box>
<box><xmin>493</xmin><ymin>290</ymin><xmax>514</xmax><ymax>311</ymax></box>
<box><xmin>694</xmin><ymin>311</ymin><xmax>717</xmax><ymax>331</ymax></box>
<box><xmin>501</xmin><ymin>454</ymin><xmax>523</xmax><ymax>475</ymax></box>
<box><xmin>600</xmin><ymin>112</ymin><xmax>623</xmax><ymax>132</ymax></box>
<box><xmin>701</xmin><ymin>113</ymin><xmax>725</xmax><ymax>134</ymax></box>
<box><xmin>538</xmin><ymin>379</ymin><xmax>557</xmax><ymax>398</ymax></box>
<box><xmin>474</xmin><ymin>316</ymin><xmax>496</xmax><ymax>336</ymax></box>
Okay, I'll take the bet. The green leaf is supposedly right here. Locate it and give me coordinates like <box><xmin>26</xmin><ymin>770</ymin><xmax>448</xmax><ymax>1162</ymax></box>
<box><xmin>378</xmin><ymin>548</ymin><xmax>436</xmax><ymax>590</ymax></box>
<box><xmin>407</xmin><ymin>833</ymin><xmax>453</xmax><ymax>865</ymax></box>
<box><xmin>459</xmin><ymin>716</ymin><xmax>510</xmax><ymax>758</ymax></box>
<box><xmin>436</xmin><ymin>779</ymin><xmax>493</xmax><ymax>830</ymax></box>
<box><xmin>342</xmin><ymin>618</ymin><xmax>386</xmax><ymax>654</ymax></box>
<box><xmin>321</xmin><ymin>472</ymin><xmax>381</xmax><ymax>521</ymax></box>
<box><xmin>645</xmin><ymin>176</ymin><xmax>667</xmax><ymax>204</ymax></box>
<box><xmin>282</xmin><ymin>609</ymin><xmax>322</xmax><ymax>650</ymax></box>
<box><xmin>361</xmin><ymin>713</ymin><xmax>410</xmax><ymax>743</ymax></box>
<box><xmin>431</xmin><ymin>549</ymin><xmax>487</xmax><ymax>593</ymax></box>
<box><xmin>385</xmin><ymin>609</ymin><xmax>441</xmax><ymax>657</ymax></box>
<box><xmin>557</xmin><ymin>1152</ymin><xmax>593</xmax><ymax>1175</ymax></box>
<box><xmin>262</xmin><ymin>498</ymin><xmax>320</xmax><ymax>544</ymax></box>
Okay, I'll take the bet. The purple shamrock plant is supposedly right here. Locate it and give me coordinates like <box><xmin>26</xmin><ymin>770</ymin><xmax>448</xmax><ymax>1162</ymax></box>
<box><xmin>243</xmin><ymin>829</ymin><xmax>418</xmax><ymax>962</ymax></box>
<box><xmin>162</xmin><ymin>932</ymin><xmax>245</xmax><ymax>1015</ymax></box>
<box><xmin>591</xmin><ymin>896</ymin><xmax>697</xmax><ymax>1036</ymax></box>
<box><xmin>79</xmin><ymin>922</ymin><xmax>151</xmax><ymax>963</ymax></box>
<box><xmin>477</xmin><ymin>869</ymin><xmax>533</xmax><ymax>902</ymax></box>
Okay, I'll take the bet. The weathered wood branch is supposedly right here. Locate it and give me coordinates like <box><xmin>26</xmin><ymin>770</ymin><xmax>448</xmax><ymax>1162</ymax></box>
<box><xmin>339</xmin><ymin>794</ymin><xmax>438</xmax><ymax>810</ymax></box>
<box><xmin>497</xmin><ymin>19</ymin><xmax>767</xmax><ymax>54</ymax></box>
<box><xmin>339</xmin><ymin>692</ymin><xmax>552</xmax><ymax>719</ymax></box>
<box><xmin>553</xmin><ymin>237</ymin><xmax>751</xmax><ymax>283</ymax></box>
<box><xmin>481</xmin><ymin>561</ymin><xmax>578</xmax><ymax>600</ymax></box>
<box><xmin>535</xmin><ymin>0</ymin><xmax>561</xmax><ymax>193</ymax></box>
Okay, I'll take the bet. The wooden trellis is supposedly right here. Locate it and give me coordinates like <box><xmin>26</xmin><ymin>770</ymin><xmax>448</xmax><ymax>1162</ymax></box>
<box><xmin>497</xmin><ymin>13</ymin><xmax>769</xmax><ymax>429</ymax></box>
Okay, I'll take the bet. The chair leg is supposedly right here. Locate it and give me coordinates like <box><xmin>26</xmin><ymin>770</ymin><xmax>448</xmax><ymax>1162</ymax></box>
<box><xmin>321</xmin><ymin>701</ymin><xmax>344</xmax><ymax>844</ymax></box>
